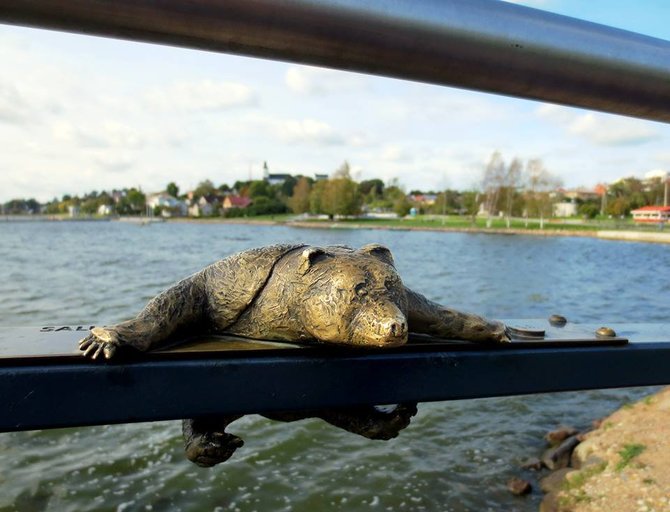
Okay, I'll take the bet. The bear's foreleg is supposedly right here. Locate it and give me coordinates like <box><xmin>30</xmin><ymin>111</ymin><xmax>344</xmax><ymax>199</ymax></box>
<box><xmin>182</xmin><ymin>415</ymin><xmax>245</xmax><ymax>467</ymax></box>
<box><xmin>405</xmin><ymin>287</ymin><xmax>510</xmax><ymax>343</ymax></box>
<box><xmin>79</xmin><ymin>273</ymin><xmax>209</xmax><ymax>360</ymax></box>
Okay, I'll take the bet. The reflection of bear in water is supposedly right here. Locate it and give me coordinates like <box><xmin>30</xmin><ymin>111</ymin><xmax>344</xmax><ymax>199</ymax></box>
<box><xmin>79</xmin><ymin>244</ymin><xmax>509</xmax><ymax>466</ymax></box>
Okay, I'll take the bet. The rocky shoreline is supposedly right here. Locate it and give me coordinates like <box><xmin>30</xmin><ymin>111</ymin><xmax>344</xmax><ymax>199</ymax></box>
<box><xmin>510</xmin><ymin>387</ymin><xmax>670</xmax><ymax>511</ymax></box>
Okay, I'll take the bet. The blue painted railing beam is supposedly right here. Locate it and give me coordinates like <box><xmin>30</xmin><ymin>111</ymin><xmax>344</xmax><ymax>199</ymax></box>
<box><xmin>1</xmin><ymin>323</ymin><xmax>668</xmax><ymax>432</ymax></box>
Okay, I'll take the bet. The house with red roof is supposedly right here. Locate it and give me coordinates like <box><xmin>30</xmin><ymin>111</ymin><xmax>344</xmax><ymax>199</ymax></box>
<box><xmin>223</xmin><ymin>195</ymin><xmax>252</xmax><ymax>210</ymax></box>
<box><xmin>631</xmin><ymin>205</ymin><xmax>670</xmax><ymax>223</ymax></box>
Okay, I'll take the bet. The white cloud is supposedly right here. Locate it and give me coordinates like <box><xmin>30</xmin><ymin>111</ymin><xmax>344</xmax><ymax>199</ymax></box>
<box><xmin>284</xmin><ymin>66</ymin><xmax>367</xmax><ymax>95</ymax></box>
<box><xmin>51</xmin><ymin>120</ymin><xmax>144</xmax><ymax>149</ymax></box>
<box><xmin>569</xmin><ymin>113</ymin><xmax>659</xmax><ymax>146</ymax></box>
<box><xmin>147</xmin><ymin>80</ymin><xmax>257</xmax><ymax>111</ymax></box>
<box><xmin>279</xmin><ymin>118</ymin><xmax>344</xmax><ymax>145</ymax></box>
<box><xmin>537</xmin><ymin>104</ymin><xmax>660</xmax><ymax>146</ymax></box>
<box><xmin>91</xmin><ymin>151</ymin><xmax>136</xmax><ymax>173</ymax></box>
<box><xmin>380</xmin><ymin>144</ymin><xmax>412</xmax><ymax>163</ymax></box>
<box><xmin>0</xmin><ymin>83</ymin><xmax>28</xmax><ymax>124</ymax></box>
<box><xmin>376</xmin><ymin>90</ymin><xmax>513</xmax><ymax>125</ymax></box>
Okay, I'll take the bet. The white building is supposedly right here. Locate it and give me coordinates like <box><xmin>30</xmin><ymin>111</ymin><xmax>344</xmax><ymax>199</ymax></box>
<box><xmin>146</xmin><ymin>192</ymin><xmax>187</xmax><ymax>217</ymax></box>
<box><xmin>97</xmin><ymin>204</ymin><xmax>114</xmax><ymax>216</ymax></box>
<box><xmin>553</xmin><ymin>201</ymin><xmax>578</xmax><ymax>217</ymax></box>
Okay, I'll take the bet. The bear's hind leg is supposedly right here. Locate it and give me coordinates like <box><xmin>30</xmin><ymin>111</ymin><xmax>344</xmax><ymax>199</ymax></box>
<box><xmin>405</xmin><ymin>286</ymin><xmax>509</xmax><ymax>344</ymax></box>
<box><xmin>316</xmin><ymin>403</ymin><xmax>418</xmax><ymax>440</ymax></box>
<box><xmin>264</xmin><ymin>404</ymin><xmax>418</xmax><ymax>440</ymax></box>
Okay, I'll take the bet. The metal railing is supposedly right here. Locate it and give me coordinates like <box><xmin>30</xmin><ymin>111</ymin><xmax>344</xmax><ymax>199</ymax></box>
<box><xmin>1</xmin><ymin>0</ymin><xmax>669</xmax><ymax>123</ymax></box>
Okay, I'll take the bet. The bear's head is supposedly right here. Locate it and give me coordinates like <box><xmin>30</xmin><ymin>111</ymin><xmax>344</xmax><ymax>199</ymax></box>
<box><xmin>298</xmin><ymin>244</ymin><xmax>408</xmax><ymax>348</ymax></box>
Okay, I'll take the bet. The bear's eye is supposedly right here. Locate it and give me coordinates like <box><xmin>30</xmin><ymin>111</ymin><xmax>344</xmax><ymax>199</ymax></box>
<box><xmin>354</xmin><ymin>283</ymin><xmax>367</xmax><ymax>297</ymax></box>
<box><xmin>384</xmin><ymin>277</ymin><xmax>397</xmax><ymax>290</ymax></box>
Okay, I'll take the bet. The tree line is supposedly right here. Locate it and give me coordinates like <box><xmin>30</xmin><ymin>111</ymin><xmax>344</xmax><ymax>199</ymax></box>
<box><xmin>3</xmin><ymin>155</ymin><xmax>667</xmax><ymax>219</ymax></box>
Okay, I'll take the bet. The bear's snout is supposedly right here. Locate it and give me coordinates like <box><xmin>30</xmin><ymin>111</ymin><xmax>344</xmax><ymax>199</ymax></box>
<box><xmin>385</xmin><ymin>318</ymin><xmax>407</xmax><ymax>339</ymax></box>
<box><xmin>351</xmin><ymin>305</ymin><xmax>408</xmax><ymax>348</ymax></box>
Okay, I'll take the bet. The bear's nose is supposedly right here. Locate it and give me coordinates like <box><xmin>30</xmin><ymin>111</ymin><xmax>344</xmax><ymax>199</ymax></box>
<box><xmin>382</xmin><ymin>318</ymin><xmax>407</xmax><ymax>343</ymax></box>
<box><xmin>388</xmin><ymin>320</ymin><xmax>407</xmax><ymax>338</ymax></box>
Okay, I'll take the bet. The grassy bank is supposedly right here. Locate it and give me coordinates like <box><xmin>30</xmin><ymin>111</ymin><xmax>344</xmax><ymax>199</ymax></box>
<box><xmin>9</xmin><ymin>213</ymin><xmax>670</xmax><ymax>243</ymax></box>
<box><xmin>166</xmin><ymin>214</ymin><xmax>670</xmax><ymax>244</ymax></box>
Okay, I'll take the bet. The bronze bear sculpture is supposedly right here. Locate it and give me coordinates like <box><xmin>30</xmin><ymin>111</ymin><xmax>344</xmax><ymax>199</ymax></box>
<box><xmin>79</xmin><ymin>243</ymin><xmax>510</xmax><ymax>466</ymax></box>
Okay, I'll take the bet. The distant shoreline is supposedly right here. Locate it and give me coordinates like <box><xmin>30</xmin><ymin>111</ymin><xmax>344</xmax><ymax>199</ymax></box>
<box><xmin>168</xmin><ymin>217</ymin><xmax>670</xmax><ymax>244</ymax></box>
<box><xmin>4</xmin><ymin>214</ymin><xmax>670</xmax><ymax>244</ymax></box>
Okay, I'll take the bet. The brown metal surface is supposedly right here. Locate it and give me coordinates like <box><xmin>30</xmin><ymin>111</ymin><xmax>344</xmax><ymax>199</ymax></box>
<box><xmin>0</xmin><ymin>319</ymin><xmax>629</xmax><ymax>366</ymax></box>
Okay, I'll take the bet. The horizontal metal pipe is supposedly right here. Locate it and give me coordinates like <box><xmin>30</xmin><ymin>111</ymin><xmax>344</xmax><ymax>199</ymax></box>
<box><xmin>1</xmin><ymin>0</ymin><xmax>670</xmax><ymax>123</ymax></box>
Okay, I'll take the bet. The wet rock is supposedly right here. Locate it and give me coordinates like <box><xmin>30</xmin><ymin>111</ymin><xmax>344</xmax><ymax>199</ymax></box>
<box><xmin>507</xmin><ymin>477</ymin><xmax>532</xmax><ymax>496</ymax></box>
<box><xmin>520</xmin><ymin>456</ymin><xmax>544</xmax><ymax>471</ymax></box>
<box><xmin>540</xmin><ymin>467</ymin><xmax>574</xmax><ymax>493</ymax></box>
<box><xmin>545</xmin><ymin>425</ymin><xmax>579</xmax><ymax>445</ymax></box>
<box><xmin>542</xmin><ymin>435</ymin><xmax>580</xmax><ymax>470</ymax></box>
<box><xmin>539</xmin><ymin>491</ymin><xmax>561</xmax><ymax>512</ymax></box>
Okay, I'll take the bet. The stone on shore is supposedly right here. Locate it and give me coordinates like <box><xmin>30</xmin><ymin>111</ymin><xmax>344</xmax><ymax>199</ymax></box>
<box><xmin>506</xmin><ymin>477</ymin><xmax>532</xmax><ymax>496</ymax></box>
<box><xmin>545</xmin><ymin>425</ymin><xmax>579</xmax><ymax>446</ymax></box>
<box><xmin>540</xmin><ymin>467</ymin><xmax>575</xmax><ymax>493</ymax></box>
<box><xmin>541</xmin><ymin>435</ymin><xmax>580</xmax><ymax>470</ymax></box>
<box><xmin>520</xmin><ymin>456</ymin><xmax>543</xmax><ymax>470</ymax></box>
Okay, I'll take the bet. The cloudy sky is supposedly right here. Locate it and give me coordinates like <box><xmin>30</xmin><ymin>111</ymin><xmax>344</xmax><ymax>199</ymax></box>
<box><xmin>1</xmin><ymin>0</ymin><xmax>669</xmax><ymax>202</ymax></box>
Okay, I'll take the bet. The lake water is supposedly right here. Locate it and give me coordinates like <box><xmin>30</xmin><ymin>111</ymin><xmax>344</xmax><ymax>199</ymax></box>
<box><xmin>0</xmin><ymin>221</ymin><xmax>667</xmax><ymax>512</ymax></box>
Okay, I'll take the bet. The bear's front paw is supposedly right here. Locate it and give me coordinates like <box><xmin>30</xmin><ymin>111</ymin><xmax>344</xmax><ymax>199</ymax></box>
<box><xmin>185</xmin><ymin>431</ymin><xmax>244</xmax><ymax>468</ymax></box>
<box><xmin>78</xmin><ymin>327</ymin><xmax>123</xmax><ymax>361</ymax></box>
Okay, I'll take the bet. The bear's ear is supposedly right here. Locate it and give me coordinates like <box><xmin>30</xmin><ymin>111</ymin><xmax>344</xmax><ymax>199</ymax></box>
<box><xmin>359</xmin><ymin>244</ymin><xmax>395</xmax><ymax>267</ymax></box>
<box><xmin>299</xmin><ymin>247</ymin><xmax>328</xmax><ymax>274</ymax></box>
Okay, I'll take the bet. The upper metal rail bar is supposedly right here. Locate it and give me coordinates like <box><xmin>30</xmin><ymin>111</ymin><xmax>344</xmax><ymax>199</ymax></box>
<box><xmin>1</xmin><ymin>0</ymin><xmax>670</xmax><ymax>123</ymax></box>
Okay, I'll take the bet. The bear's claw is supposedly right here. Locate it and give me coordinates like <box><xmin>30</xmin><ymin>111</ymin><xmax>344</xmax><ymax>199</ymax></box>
<box><xmin>78</xmin><ymin>327</ymin><xmax>121</xmax><ymax>361</ymax></box>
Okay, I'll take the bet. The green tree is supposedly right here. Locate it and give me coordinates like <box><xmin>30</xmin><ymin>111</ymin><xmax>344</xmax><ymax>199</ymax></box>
<box><xmin>393</xmin><ymin>194</ymin><xmax>412</xmax><ymax>217</ymax></box>
<box><xmin>192</xmin><ymin>180</ymin><xmax>216</xmax><ymax>200</ymax></box>
<box><xmin>280</xmin><ymin>176</ymin><xmax>298</xmax><ymax>198</ymax></box>
<box><xmin>578</xmin><ymin>202</ymin><xmax>600</xmax><ymax>219</ymax></box>
<box><xmin>309</xmin><ymin>173</ymin><xmax>361</xmax><ymax>218</ymax></box>
<box><xmin>166</xmin><ymin>182</ymin><xmax>179</xmax><ymax>198</ymax></box>
<box><xmin>288</xmin><ymin>177</ymin><xmax>311</xmax><ymax>214</ymax></box>
<box><xmin>608</xmin><ymin>177</ymin><xmax>647</xmax><ymax>213</ymax></box>
<box><xmin>309</xmin><ymin>180</ymin><xmax>327</xmax><ymax>215</ymax></box>
<box><xmin>246</xmin><ymin>197</ymin><xmax>288</xmax><ymax>216</ymax></box>
<box><xmin>248</xmin><ymin>180</ymin><xmax>273</xmax><ymax>199</ymax></box>
<box><xmin>117</xmin><ymin>188</ymin><xmax>146</xmax><ymax>215</ymax></box>
<box><xmin>431</xmin><ymin>190</ymin><xmax>461</xmax><ymax>215</ymax></box>
<box><xmin>359</xmin><ymin>179</ymin><xmax>384</xmax><ymax>198</ymax></box>
<box><xmin>233</xmin><ymin>180</ymin><xmax>250</xmax><ymax>194</ymax></box>
<box><xmin>461</xmin><ymin>190</ymin><xmax>481</xmax><ymax>224</ymax></box>
<box><xmin>606</xmin><ymin>196</ymin><xmax>631</xmax><ymax>217</ymax></box>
